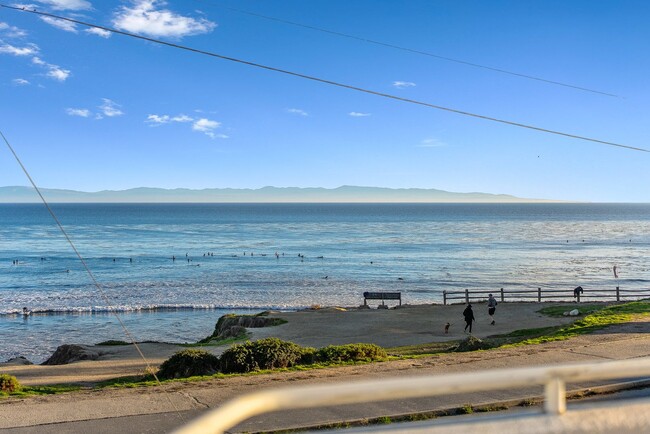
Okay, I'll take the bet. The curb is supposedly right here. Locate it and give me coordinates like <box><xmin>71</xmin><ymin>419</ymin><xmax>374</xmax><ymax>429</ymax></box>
<box><xmin>253</xmin><ymin>378</ymin><xmax>650</xmax><ymax>434</ymax></box>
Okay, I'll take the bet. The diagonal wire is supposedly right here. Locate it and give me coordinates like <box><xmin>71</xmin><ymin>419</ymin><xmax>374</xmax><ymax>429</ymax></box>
<box><xmin>0</xmin><ymin>4</ymin><xmax>647</xmax><ymax>153</ymax></box>
<box><xmin>0</xmin><ymin>129</ymin><xmax>185</xmax><ymax>421</ymax></box>
<box><xmin>200</xmin><ymin>1</ymin><xmax>622</xmax><ymax>98</ymax></box>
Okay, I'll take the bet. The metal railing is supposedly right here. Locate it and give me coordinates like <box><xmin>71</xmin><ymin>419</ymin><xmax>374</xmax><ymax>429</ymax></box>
<box><xmin>173</xmin><ymin>357</ymin><xmax>650</xmax><ymax>434</ymax></box>
<box><xmin>442</xmin><ymin>286</ymin><xmax>650</xmax><ymax>304</ymax></box>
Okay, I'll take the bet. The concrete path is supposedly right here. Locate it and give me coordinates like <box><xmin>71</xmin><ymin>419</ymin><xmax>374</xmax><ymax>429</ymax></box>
<box><xmin>2</xmin><ymin>319</ymin><xmax>650</xmax><ymax>433</ymax></box>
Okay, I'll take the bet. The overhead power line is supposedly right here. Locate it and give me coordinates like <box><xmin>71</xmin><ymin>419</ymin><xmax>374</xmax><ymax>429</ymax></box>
<box><xmin>0</xmin><ymin>129</ymin><xmax>186</xmax><ymax>421</ymax></box>
<box><xmin>1</xmin><ymin>4</ymin><xmax>647</xmax><ymax>153</ymax></box>
<box><xmin>201</xmin><ymin>1</ymin><xmax>622</xmax><ymax>99</ymax></box>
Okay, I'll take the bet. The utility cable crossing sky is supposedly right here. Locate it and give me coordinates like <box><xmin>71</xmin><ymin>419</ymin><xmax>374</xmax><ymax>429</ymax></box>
<box><xmin>1</xmin><ymin>4</ymin><xmax>648</xmax><ymax>154</ymax></box>
<box><xmin>202</xmin><ymin>1</ymin><xmax>622</xmax><ymax>99</ymax></box>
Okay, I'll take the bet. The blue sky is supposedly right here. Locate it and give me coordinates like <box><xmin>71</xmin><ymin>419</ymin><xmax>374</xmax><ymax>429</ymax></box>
<box><xmin>1</xmin><ymin>0</ymin><xmax>649</xmax><ymax>201</ymax></box>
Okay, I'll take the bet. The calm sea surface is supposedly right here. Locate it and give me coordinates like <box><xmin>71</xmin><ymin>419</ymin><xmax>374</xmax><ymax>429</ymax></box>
<box><xmin>1</xmin><ymin>203</ymin><xmax>649</xmax><ymax>362</ymax></box>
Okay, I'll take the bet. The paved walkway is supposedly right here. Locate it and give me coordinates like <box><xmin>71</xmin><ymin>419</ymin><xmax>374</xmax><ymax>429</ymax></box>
<box><xmin>2</xmin><ymin>320</ymin><xmax>650</xmax><ymax>433</ymax></box>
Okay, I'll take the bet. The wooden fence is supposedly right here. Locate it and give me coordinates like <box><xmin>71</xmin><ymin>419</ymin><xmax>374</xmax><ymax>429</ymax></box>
<box><xmin>442</xmin><ymin>286</ymin><xmax>650</xmax><ymax>305</ymax></box>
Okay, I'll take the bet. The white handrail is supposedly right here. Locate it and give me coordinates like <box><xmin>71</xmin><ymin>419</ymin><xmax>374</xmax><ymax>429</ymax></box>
<box><xmin>173</xmin><ymin>357</ymin><xmax>650</xmax><ymax>434</ymax></box>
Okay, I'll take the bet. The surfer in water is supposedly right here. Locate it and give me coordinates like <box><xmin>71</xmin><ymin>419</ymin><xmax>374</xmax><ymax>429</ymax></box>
<box><xmin>22</xmin><ymin>307</ymin><xmax>31</xmax><ymax>317</ymax></box>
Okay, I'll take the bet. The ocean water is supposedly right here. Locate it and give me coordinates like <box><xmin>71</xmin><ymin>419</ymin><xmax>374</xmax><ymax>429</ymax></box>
<box><xmin>1</xmin><ymin>203</ymin><xmax>649</xmax><ymax>362</ymax></box>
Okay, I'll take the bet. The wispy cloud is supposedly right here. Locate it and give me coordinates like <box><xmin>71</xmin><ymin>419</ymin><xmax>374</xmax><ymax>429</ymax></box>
<box><xmin>12</xmin><ymin>78</ymin><xmax>30</xmax><ymax>85</ymax></box>
<box><xmin>66</xmin><ymin>108</ymin><xmax>90</xmax><ymax>117</ymax></box>
<box><xmin>39</xmin><ymin>16</ymin><xmax>78</xmax><ymax>32</ymax></box>
<box><xmin>113</xmin><ymin>0</ymin><xmax>217</xmax><ymax>38</ymax></box>
<box><xmin>349</xmin><ymin>112</ymin><xmax>371</xmax><ymax>117</ymax></box>
<box><xmin>0</xmin><ymin>42</ymin><xmax>39</xmax><ymax>56</ymax></box>
<box><xmin>32</xmin><ymin>56</ymin><xmax>71</xmax><ymax>81</ymax></box>
<box><xmin>393</xmin><ymin>81</ymin><xmax>416</xmax><ymax>89</ymax></box>
<box><xmin>1</xmin><ymin>21</ymin><xmax>72</xmax><ymax>83</ymax></box>
<box><xmin>36</xmin><ymin>0</ymin><xmax>92</xmax><ymax>10</ymax></box>
<box><xmin>171</xmin><ymin>114</ymin><xmax>193</xmax><ymax>122</ymax></box>
<box><xmin>418</xmin><ymin>138</ymin><xmax>448</xmax><ymax>148</ymax></box>
<box><xmin>146</xmin><ymin>114</ymin><xmax>171</xmax><ymax>124</ymax></box>
<box><xmin>146</xmin><ymin>113</ymin><xmax>194</xmax><ymax>125</ymax></box>
<box><xmin>99</xmin><ymin>98</ymin><xmax>124</xmax><ymax>117</ymax></box>
<box><xmin>192</xmin><ymin>118</ymin><xmax>221</xmax><ymax>138</ymax></box>
<box><xmin>0</xmin><ymin>21</ymin><xmax>28</xmax><ymax>38</ymax></box>
<box><xmin>146</xmin><ymin>113</ymin><xmax>225</xmax><ymax>139</ymax></box>
<box><xmin>64</xmin><ymin>99</ymin><xmax>124</xmax><ymax>119</ymax></box>
<box><xmin>287</xmin><ymin>108</ymin><xmax>308</xmax><ymax>116</ymax></box>
<box><xmin>84</xmin><ymin>27</ymin><xmax>112</xmax><ymax>38</ymax></box>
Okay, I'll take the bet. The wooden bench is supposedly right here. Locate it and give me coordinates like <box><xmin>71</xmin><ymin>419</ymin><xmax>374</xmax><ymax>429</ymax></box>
<box><xmin>363</xmin><ymin>291</ymin><xmax>402</xmax><ymax>306</ymax></box>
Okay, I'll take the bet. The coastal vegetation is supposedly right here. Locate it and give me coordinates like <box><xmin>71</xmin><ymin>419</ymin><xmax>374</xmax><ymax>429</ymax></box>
<box><xmin>1</xmin><ymin>374</ymin><xmax>80</xmax><ymax>398</ymax></box>
<box><xmin>194</xmin><ymin>313</ymin><xmax>288</xmax><ymax>346</ymax></box>
<box><xmin>158</xmin><ymin>339</ymin><xmax>387</xmax><ymax>379</ymax></box>
<box><xmin>4</xmin><ymin>301</ymin><xmax>650</xmax><ymax>396</ymax></box>
<box><xmin>0</xmin><ymin>374</ymin><xmax>21</xmax><ymax>393</ymax></box>
<box><xmin>158</xmin><ymin>349</ymin><xmax>220</xmax><ymax>379</ymax></box>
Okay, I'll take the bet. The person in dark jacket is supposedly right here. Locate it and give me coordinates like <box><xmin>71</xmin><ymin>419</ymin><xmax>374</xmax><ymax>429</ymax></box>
<box><xmin>463</xmin><ymin>304</ymin><xmax>475</xmax><ymax>333</ymax></box>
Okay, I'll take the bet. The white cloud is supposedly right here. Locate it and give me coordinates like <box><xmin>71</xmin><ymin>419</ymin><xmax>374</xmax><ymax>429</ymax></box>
<box><xmin>146</xmin><ymin>113</ymin><xmax>194</xmax><ymax>125</ymax></box>
<box><xmin>192</xmin><ymin>118</ymin><xmax>221</xmax><ymax>138</ymax></box>
<box><xmin>0</xmin><ymin>22</ymin><xmax>28</xmax><ymax>38</ymax></box>
<box><xmin>12</xmin><ymin>78</ymin><xmax>30</xmax><ymax>85</ymax></box>
<box><xmin>85</xmin><ymin>27</ymin><xmax>111</xmax><ymax>38</ymax></box>
<box><xmin>146</xmin><ymin>114</ymin><xmax>170</xmax><ymax>124</ymax></box>
<box><xmin>171</xmin><ymin>114</ymin><xmax>192</xmax><ymax>122</ymax></box>
<box><xmin>46</xmin><ymin>64</ymin><xmax>71</xmax><ymax>81</ymax></box>
<box><xmin>99</xmin><ymin>98</ymin><xmax>124</xmax><ymax>117</ymax></box>
<box><xmin>0</xmin><ymin>42</ymin><xmax>39</xmax><ymax>56</ymax></box>
<box><xmin>31</xmin><ymin>56</ymin><xmax>71</xmax><ymax>81</ymax></box>
<box><xmin>66</xmin><ymin>108</ymin><xmax>90</xmax><ymax>117</ymax></box>
<box><xmin>36</xmin><ymin>0</ymin><xmax>92</xmax><ymax>10</ymax></box>
<box><xmin>146</xmin><ymin>113</ymin><xmax>224</xmax><ymax>138</ymax></box>
<box><xmin>287</xmin><ymin>108</ymin><xmax>308</xmax><ymax>116</ymax></box>
<box><xmin>113</xmin><ymin>0</ymin><xmax>217</xmax><ymax>38</ymax></box>
<box><xmin>418</xmin><ymin>138</ymin><xmax>448</xmax><ymax>148</ymax></box>
<box><xmin>39</xmin><ymin>16</ymin><xmax>78</xmax><ymax>32</ymax></box>
<box><xmin>349</xmin><ymin>112</ymin><xmax>371</xmax><ymax>117</ymax></box>
<box><xmin>393</xmin><ymin>81</ymin><xmax>416</xmax><ymax>89</ymax></box>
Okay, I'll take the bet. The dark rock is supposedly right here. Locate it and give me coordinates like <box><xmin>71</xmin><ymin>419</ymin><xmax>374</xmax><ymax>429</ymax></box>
<box><xmin>217</xmin><ymin>324</ymin><xmax>247</xmax><ymax>339</ymax></box>
<box><xmin>4</xmin><ymin>356</ymin><xmax>33</xmax><ymax>365</ymax></box>
<box><xmin>42</xmin><ymin>344</ymin><xmax>101</xmax><ymax>365</ymax></box>
<box><xmin>211</xmin><ymin>314</ymin><xmax>286</xmax><ymax>340</ymax></box>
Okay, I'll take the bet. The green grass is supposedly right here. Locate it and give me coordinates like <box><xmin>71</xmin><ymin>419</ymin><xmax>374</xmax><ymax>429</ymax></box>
<box><xmin>387</xmin><ymin>341</ymin><xmax>457</xmax><ymax>357</ymax></box>
<box><xmin>537</xmin><ymin>304</ymin><xmax>607</xmax><ymax>317</ymax></box>
<box><xmin>1</xmin><ymin>384</ymin><xmax>81</xmax><ymax>398</ymax></box>
<box><xmin>181</xmin><ymin>333</ymin><xmax>250</xmax><ymax>347</ymax></box>
<box><xmin>503</xmin><ymin>301</ymin><xmax>650</xmax><ymax>347</ymax></box>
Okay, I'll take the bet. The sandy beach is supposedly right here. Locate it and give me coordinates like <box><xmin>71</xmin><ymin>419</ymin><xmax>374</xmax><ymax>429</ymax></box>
<box><xmin>1</xmin><ymin>302</ymin><xmax>579</xmax><ymax>386</ymax></box>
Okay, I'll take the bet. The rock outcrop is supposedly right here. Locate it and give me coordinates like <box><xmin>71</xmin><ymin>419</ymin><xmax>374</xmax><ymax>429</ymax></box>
<box><xmin>42</xmin><ymin>344</ymin><xmax>101</xmax><ymax>365</ymax></box>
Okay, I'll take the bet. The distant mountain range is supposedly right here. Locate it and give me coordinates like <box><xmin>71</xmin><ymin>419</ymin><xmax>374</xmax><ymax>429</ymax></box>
<box><xmin>0</xmin><ymin>186</ymin><xmax>556</xmax><ymax>203</ymax></box>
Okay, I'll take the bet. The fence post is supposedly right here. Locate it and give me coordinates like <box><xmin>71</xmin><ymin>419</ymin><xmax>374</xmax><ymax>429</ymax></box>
<box><xmin>616</xmin><ymin>286</ymin><xmax>620</xmax><ymax>302</ymax></box>
<box><xmin>443</xmin><ymin>290</ymin><xmax>447</xmax><ymax>305</ymax></box>
<box><xmin>577</xmin><ymin>291</ymin><xmax>581</xmax><ymax>303</ymax></box>
<box><xmin>500</xmin><ymin>287</ymin><xmax>504</xmax><ymax>303</ymax></box>
<box><xmin>538</xmin><ymin>287</ymin><xmax>542</xmax><ymax>302</ymax></box>
<box><xmin>465</xmin><ymin>289</ymin><xmax>469</xmax><ymax>304</ymax></box>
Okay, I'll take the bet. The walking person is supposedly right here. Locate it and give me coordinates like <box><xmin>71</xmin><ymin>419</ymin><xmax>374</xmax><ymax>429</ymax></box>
<box><xmin>487</xmin><ymin>293</ymin><xmax>498</xmax><ymax>325</ymax></box>
<box><xmin>463</xmin><ymin>304</ymin><xmax>475</xmax><ymax>334</ymax></box>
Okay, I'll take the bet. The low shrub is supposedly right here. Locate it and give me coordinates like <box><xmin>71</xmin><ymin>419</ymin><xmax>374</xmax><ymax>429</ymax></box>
<box><xmin>316</xmin><ymin>343</ymin><xmax>387</xmax><ymax>363</ymax></box>
<box><xmin>157</xmin><ymin>349</ymin><xmax>220</xmax><ymax>379</ymax></box>
<box><xmin>454</xmin><ymin>336</ymin><xmax>491</xmax><ymax>352</ymax></box>
<box><xmin>0</xmin><ymin>374</ymin><xmax>22</xmax><ymax>393</ymax></box>
<box><xmin>219</xmin><ymin>338</ymin><xmax>307</xmax><ymax>373</ymax></box>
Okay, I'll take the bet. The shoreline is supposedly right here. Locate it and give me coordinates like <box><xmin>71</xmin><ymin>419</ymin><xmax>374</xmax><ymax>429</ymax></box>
<box><xmin>1</xmin><ymin>302</ymin><xmax>590</xmax><ymax>386</ymax></box>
